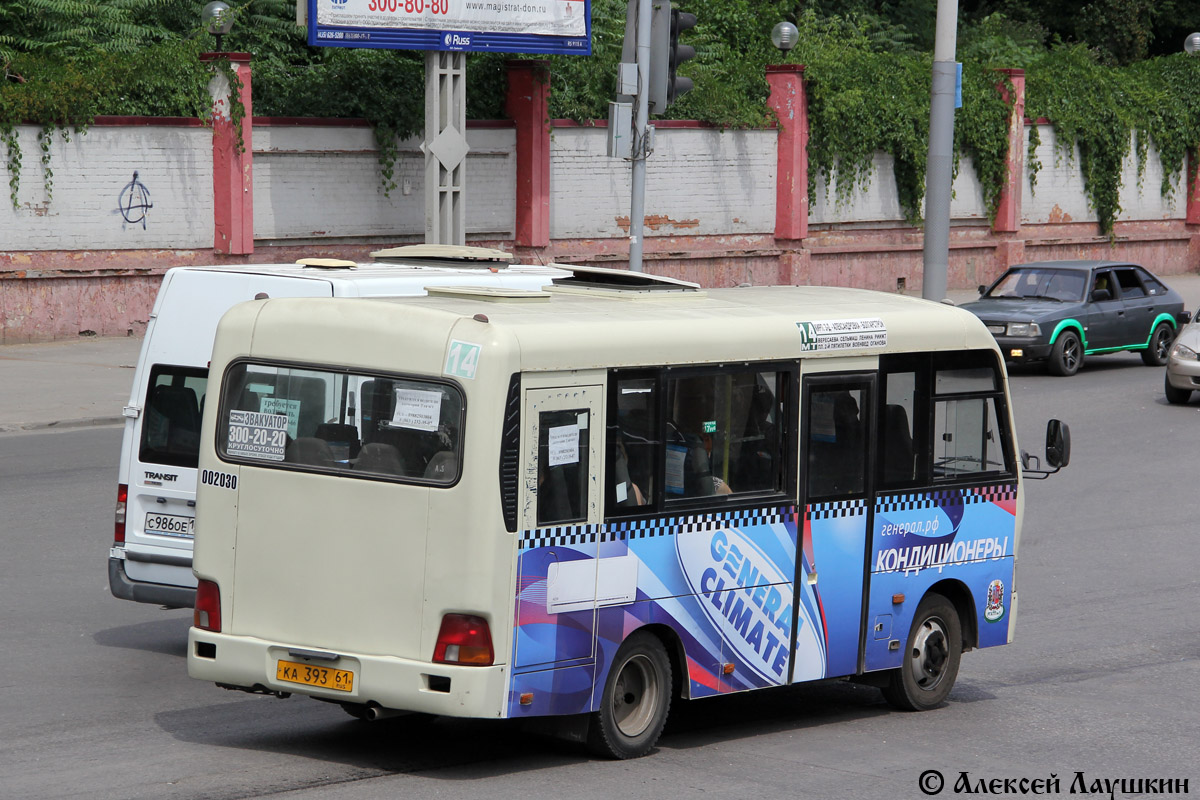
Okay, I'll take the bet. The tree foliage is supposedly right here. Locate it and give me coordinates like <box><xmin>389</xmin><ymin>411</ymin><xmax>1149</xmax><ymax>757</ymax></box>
<box><xmin>2</xmin><ymin>0</ymin><xmax>1199</xmax><ymax>232</ymax></box>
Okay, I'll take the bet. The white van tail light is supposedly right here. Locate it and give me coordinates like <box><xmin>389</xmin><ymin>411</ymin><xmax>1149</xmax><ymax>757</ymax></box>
<box><xmin>114</xmin><ymin>484</ymin><xmax>128</xmax><ymax>544</ymax></box>
<box><xmin>194</xmin><ymin>580</ymin><xmax>222</xmax><ymax>632</ymax></box>
<box><xmin>433</xmin><ymin>614</ymin><xmax>493</xmax><ymax>665</ymax></box>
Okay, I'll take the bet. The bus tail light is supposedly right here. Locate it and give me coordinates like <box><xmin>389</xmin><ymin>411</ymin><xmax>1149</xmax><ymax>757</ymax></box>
<box><xmin>195</xmin><ymin>580</ymin><xmax>222</xmax><ymax>632</ymax></box>
<box><xmin>114</xmin><ymin>484</ymin><xmax>128</xmax><ymax>544</ymax></box>
<box><xmin>433</xmin><ymin>614</ymin><xmax>493</xmax><ymax>666</ymax></box>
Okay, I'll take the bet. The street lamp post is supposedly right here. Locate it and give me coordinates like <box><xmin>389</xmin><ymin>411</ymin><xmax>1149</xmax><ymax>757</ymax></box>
<box><xmin>771</xmin><ymin>21</ymin><xmax>798</xmax><ymax>54</ymax></box>
<box><xmin>202</xmin><ymin>1</ymin><xmax>234</xmax><ymax>52</ymax></box>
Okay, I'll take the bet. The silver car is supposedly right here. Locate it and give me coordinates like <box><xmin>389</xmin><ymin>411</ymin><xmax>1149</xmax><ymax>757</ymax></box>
<box><xmin>1165</xmin><ymin>319</ymin><xmax>1200</xmax><ymax>403</ymax></box>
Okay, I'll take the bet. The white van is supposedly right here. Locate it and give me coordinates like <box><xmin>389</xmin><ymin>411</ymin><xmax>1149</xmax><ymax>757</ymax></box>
<box><xmin>111</xmin><ymin>247</ymin><xmax>566</xmax><ymax>608</ymax></box>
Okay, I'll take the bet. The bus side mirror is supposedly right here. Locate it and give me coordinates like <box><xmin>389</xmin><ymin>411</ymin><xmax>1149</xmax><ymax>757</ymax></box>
<box><xmin>1045</xmin><ymin>419</ymin><xmax>1070</xmax><ymax>468</ymax></box>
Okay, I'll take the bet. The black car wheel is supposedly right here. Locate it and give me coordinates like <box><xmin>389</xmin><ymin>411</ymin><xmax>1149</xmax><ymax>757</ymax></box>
<box><xmin>1048</xmin><ymin>331</ymin><xmax>1082</xmax><ymax>376</ymax></box>
<box><xmin>1141</xmin><ymin>322</ymin><xmax>1174</xmax><ymax>366</ymax></box>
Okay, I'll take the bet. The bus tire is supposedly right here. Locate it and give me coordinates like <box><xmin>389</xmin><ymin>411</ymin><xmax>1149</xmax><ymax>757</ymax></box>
<box><xmin>881</xmin><ymin>594</ymin><xmax>962</xmax><ymax>711</ymax></box>
<box><xmin>587</xmin><ymin>631</ymin><xmax>672</xmax><ymax>759</ymax></box>
<box><xmin>1048</xmin><ymin>330</ymin><xmax>1082</xmax><ymax>376</ymax></box>
<box><xmin>1141</xmin><ymin>322</ymin><xmax>1174</xmax><ymax>366</ymax></box>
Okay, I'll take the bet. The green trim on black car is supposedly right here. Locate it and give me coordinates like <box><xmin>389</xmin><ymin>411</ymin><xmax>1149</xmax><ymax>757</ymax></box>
<box><xmin>1050</xmin><ymin>319</ymin><xmax>1087</xmax><ymax>349</ymax></box>
<box><xmin>1082</xmin><ymin>312</ymin><xmax>1177</xmax><ymax>355</ymax></box>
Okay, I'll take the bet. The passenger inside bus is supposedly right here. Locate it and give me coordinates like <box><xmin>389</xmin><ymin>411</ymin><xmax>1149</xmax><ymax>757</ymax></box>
<box><xmin>611</xmin><ymin>435</ymin><xmax>646</xmax><ymax>507</ymax></box>
<box><xmin>667</xmin><ymin>378</ymin><xmax>731</xmax><ymax>497</ymax></box>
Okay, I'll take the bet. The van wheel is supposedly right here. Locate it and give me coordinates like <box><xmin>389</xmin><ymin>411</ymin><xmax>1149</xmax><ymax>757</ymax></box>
<box><xmin>1164</xmin><ymin>373</ymin><xmax>1192</xmax><ymax>405</ymax></box>
<box><xmin>1048</xmin><ymin>331</ymin><xmax>1082</xmax><ymax>376</ymax></box>
<box><xmin>588</xmin><ymin>631</ymin><xmax>672</xmax><ymax>759</ymax></box>
<box><xmin>881</xmin><ymin>594</ymin><xmax>962</xmax><ymax>711</ymax></box>
<box><xmin>1142</xmin><ymin>323</ymin><xmax>1174</xmax><ymax>366</ymax></box>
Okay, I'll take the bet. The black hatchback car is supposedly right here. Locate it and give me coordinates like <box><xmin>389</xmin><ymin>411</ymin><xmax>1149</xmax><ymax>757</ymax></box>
<box><xmin>959</xmin><ymin>260</ymin><xmax>1189</xmax><ymax>376</ymax></box>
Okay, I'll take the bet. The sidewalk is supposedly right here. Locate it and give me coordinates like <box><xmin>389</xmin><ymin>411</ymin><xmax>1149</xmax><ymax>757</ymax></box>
<box><xmin>0</xmin><ymin>335</ymin><xmax>142</xmax><ymax>434</ymax></box>
<box><xmin>2</xmin><ymin>274</ymin><xmax>1198</xmax><ymax>433</ymax></box>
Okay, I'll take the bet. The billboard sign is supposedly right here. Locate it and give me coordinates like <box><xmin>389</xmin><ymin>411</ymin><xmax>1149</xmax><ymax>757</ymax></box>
<box><xmin>307</xmin><ymin>0</ymin><xmax>591</xmax><ymax>55</ymax></box>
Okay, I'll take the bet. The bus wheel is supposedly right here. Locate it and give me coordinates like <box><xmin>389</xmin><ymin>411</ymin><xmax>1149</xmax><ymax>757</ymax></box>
<box><xmin>588</xmin><ymin>631</ymin><xmax>672</xmax><ymax>759</ymax></box>
<box><xmin>882</xmin><ymin>594</ymin><xmax>962</xmax><ymax>711</ymax></box>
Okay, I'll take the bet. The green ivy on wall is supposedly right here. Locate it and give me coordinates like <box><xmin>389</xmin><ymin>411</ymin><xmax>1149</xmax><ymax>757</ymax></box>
<box><xmin>1025</xmin><ymin>45</ymin><xmax>1200</xmax><ymax>235</ymax></box>
<box><xmin>1</xmin><ymin>40</ymin><xmax>211</xmax><ymax>207</ymax></box>
<box><xmin>4</xmin><ymin>0</ymin><xmax>1200</xmax><ymax>236</ymax></box>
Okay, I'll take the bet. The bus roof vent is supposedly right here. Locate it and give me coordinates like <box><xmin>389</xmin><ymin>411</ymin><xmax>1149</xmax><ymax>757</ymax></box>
<box><xmin>548</xmin><ymin>265</ymin><xmax>701</xmax><ymax>295</ymax></box>
<box><xmin>296</xmin><ymin>258</ymin><xmax>358</xmax><ymax>269</ymax></box>
<box><xmin>371</xmin><ymin>245</ymin><xmax>515</xmax><ymax>265</ymax></box>
<box><xmin>425</xmin><ymin>286</ymin><xmax>552</xmax><ymax>302</ymax></box>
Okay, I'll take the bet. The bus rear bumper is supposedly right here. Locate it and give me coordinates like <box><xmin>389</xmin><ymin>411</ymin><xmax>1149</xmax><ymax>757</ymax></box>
<box><xmin>187</xmin><ymin>628</ymin><xmax>509</xmax><ymax>719</ymax></box>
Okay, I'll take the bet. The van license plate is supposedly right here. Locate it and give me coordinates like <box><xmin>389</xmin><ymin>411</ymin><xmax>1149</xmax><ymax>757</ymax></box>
<box><xmin>276</xmin><ymin>660</ymin><xmax>354</xmax><ymax>693</ymax></box>
<box><xmin>144</xmin><ymin>512</ymin><xmax>194</xmax><ymax>538</ymax></box>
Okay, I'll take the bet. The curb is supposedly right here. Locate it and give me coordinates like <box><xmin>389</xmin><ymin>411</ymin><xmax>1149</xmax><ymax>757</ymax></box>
<box><xmin>0</xmin><ymin>417</ymin><xmax>124</xmax><ymax>435</ymax></box>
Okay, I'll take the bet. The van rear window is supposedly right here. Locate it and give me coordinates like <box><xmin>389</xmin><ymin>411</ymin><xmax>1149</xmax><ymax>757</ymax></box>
<box><xmin>217</xmin><ymin>362</ymin><xmax>464</xmax><ymax>485</ymax></box>
<box><xmin>140</xmin><ymin>365</ymin><xmax>208</xmax><ymax>468</ymax></box>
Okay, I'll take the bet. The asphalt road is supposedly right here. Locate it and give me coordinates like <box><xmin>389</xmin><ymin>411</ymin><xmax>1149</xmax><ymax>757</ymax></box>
<box><xmin>1</xmin><ymin>359</ymin><xmax>1198</xmax><ymax>800</ymax></box>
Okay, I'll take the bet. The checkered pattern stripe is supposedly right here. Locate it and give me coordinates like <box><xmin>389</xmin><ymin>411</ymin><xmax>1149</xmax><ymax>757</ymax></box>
<box><xmin>518</xmin><ymin>506</ymin><xmax>795</xmax><ymax>550</ymax></box>
<box><xmin>875</xmin><ymin>484</ymin><xmax>1018</xmax><ymax>514</ymax></box>
<box><xmin>519</xmin><ymin>523</ymin><xmax>603</xmax><ymax>551</ymax></box>
<box><xmin>807</xmin><ymin>499</ymin><xmax>867</xmax><ymax>520</ymax></box>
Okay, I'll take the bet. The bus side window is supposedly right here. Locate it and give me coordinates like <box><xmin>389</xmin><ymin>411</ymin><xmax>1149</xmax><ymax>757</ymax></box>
<box><xmin>880</xmin><ymin>370</ymin><xmax>917</xmax><ymax>485</ymax></box>
<box><xmin>931</xmin><ymin>363</ymin><xmax>1009</xmax><ymax>478</ymax></box>
<box><xmin>806</xmin><ymin>388</ymin><xmax>867</xmax><ymax>498</ymax></box>
<box><xmin>537</xmin><ymin>410</ymin><xmax>589</xmax><ymax>526</ymax></box>
<box><xmin>607</xmin><ymin>374</ymin><xmax>659</xmax><ymax>512</ymax></box>
<box><xmin>933</xmin><ymin>396</ymin><xmax>1007</xmax><ymax>477</ymax></box>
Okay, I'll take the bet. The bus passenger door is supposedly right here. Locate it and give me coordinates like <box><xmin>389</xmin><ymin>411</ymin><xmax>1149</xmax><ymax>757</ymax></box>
<box><xmin>513</xmin><ymin>385</ymin><xmax>604</xmax><ymax>672</ymax></box>
<box><xmin>793</xmin><ymin>375</ymin><xmax>874</xmax><ymax>684</ymax></box>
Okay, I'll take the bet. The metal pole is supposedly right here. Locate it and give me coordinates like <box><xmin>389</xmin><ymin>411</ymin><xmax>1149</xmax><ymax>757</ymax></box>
<box><xmin>628</xmin><ymin>0</ymin><xmax>652</xmax><ymax>272</ymax></box>
<box><xmin>922</xmin><ymin>0</ymin><xmax>958</xmax><ymax>302</ymax></box>
<box><xmin>424</xmin><ymin>50</ymin><xmax>468</xmax><ymax>245</ymax></box>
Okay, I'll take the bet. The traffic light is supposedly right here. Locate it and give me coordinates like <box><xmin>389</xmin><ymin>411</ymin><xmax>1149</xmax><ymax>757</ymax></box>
<box><xmin>647</xmin><ymin>2</ymin><xmax>696</xmax><ymax>114</ymax></box>
<box><xmin>667</xmin><ymin>9</ymin><xmax>696</xmax><ymax>106</ymax></box>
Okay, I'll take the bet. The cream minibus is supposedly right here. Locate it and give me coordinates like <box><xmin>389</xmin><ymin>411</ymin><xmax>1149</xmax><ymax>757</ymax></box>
<box><xmin>188</xmin><ymin>268</ymin><xmax>1068</xmax><ymax>758</ymax></box>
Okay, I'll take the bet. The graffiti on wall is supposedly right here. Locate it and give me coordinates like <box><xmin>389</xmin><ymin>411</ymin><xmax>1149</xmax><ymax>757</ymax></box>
<box><xmin>118</xmin><ymin>171</ymin><xmax>153</xmax><ymax>229</ymax></box>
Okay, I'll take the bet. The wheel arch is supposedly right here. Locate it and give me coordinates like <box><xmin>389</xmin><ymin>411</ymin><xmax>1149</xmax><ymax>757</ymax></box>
<box><xmin>1145</xmin><ymin>313</ymin><xmax>1179</xmax><ymax>341</ymax></box>
<box><xmin>1048</xmin><ymin>319</ymin><xmax>1086</xmax><ymax>348</ymax></box>
<box><xmin>632</xmin><ymin>623</ymin><xmax>689</xmax><ymax>700</ymax></box>
<box><xmin>924</xmin><ymin>579</ymin><xmax>977</xmax><ymax>653</ymax></box>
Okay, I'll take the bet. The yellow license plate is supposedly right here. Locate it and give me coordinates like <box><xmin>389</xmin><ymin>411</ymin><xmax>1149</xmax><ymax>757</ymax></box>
<box><xmin>276</xmin><ymin>659</ymin><xmax>354</xmax><ymax>693</ymax></box>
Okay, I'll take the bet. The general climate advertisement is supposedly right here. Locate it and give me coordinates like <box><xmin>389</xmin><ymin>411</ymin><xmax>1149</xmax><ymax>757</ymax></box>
<box><xmin>864</xmin><ymin>484</ymin><xmax>1018</xmax><ymax>671</ymax></box>
<box><xmin>508</xmin><ymin>507</ymin><xmax>830</xmax><ymax>718</ymax></box>
<box><xmin>507</xmin><ymin>484</ymin><xmax>1019</xmax><ymax>718</ymax></box>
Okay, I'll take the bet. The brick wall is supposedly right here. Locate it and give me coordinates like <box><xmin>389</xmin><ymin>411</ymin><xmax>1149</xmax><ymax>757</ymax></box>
<box><xmin>1</xmin><ymin>112</ymin><xmax>1197</xmax><ymax>343</ymax></box>
<box><xmin>251</xmin><ymin>123</ymin><xmax>516</xmax><ymax>242</ymax></box>
<box><xmin>549</xmin><ymin>125</ymin><xmax>776</xmax><ymax>239</ymax></box>
<box><xmin>3</xmin><ymin>121</ymin><xmax>213</xmax><ymax>251</ymax></box>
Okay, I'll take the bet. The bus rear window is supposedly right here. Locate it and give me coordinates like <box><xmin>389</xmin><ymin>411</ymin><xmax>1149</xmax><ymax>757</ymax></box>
<box><xmin>218</xmin><ymin>362</ymin><xmax>464</xmax><ymax>485</ymax></box>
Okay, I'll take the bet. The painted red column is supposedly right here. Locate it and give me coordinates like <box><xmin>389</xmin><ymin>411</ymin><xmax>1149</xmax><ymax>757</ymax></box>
<box><xmin>1187</xmin><ymin>149</ymin><xmax>1200</xmax><ymax>225</ymax></box>
<box><xmin>766</xmin><ymin>64</ymin><xmax>809</xmax><ymax>241</ymax></box>
<box><xmin>993</xmin><ymin>68</ymin><xmax>1025</xmax><ymax>234</ymax></box>
<box><xmin>506</xmin><ymin>60</ymin><xmax>551</xmax><ymax>249</ymax></box>
<box><xmin>201</xmin><ymin>53</ymin><xmax>254</xmax><ymax>255</ymax></box>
